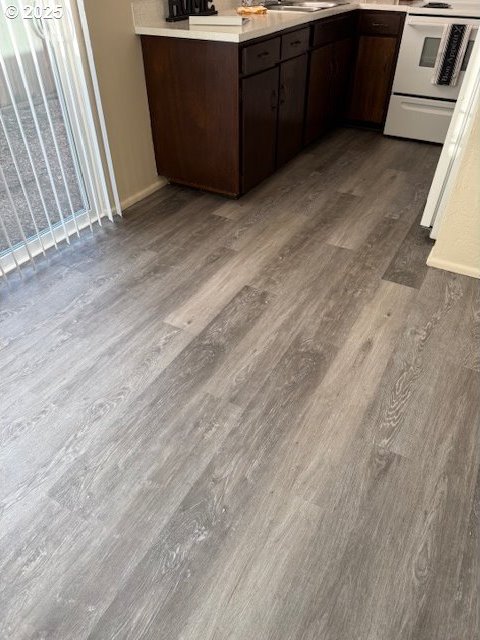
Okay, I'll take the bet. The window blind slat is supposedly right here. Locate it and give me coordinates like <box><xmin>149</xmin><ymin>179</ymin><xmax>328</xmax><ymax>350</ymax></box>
<box><xmin>2</xmin><ymin>2</ymin><xmax>71</xmax><ymax>243</ymax></box>
<box><xmin>22</xmin><ymin>12</ymin><xmax>81</xmax><ymax>237</ymax></box>
<box><xmin>0</xmin><ymin>111</ymin><xmax>47</xmax><ymax>255</ymax></box>
<box><xmin>0</xmin><ymin>163</ymin><xmax>36</xmax><ymax>266</ymax></box>
<box><xmin>0</xmin><ymin>0</ymin><xmax>121</xmax><ymax>276</ymax></box>
<box><xmin>0</xmin><ymin>48</ymin><xmax>60</xmax><ymax>249</ymax></box>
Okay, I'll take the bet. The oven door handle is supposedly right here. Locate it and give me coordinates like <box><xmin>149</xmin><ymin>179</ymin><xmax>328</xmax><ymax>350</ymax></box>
<box><xmin>400</xmin><ymin>100</ymin><xmax>455</xmax><ymax>115</ymax></box>
<box><xmin>408</xmin><ymin>18</ymin><xmax>479</xmax><ymax>29</ymax></box>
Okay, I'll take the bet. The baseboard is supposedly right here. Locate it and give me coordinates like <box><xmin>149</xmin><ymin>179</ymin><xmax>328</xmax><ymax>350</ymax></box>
<box><xmin>120</xmin><ymin>177</ymin><xmax>167</xmax><ymax>211</ymax></box>
<box><xmin>427</xmin><ymin>255</ymin><xmax>480</xmax><ymax>279</ymax></box>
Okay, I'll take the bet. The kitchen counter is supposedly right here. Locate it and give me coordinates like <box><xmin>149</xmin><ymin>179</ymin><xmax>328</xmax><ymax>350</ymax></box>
<box><xmin>132</xmin><ymin>0</ymin><xmax>413</xmax><ymax>42</ymax></box>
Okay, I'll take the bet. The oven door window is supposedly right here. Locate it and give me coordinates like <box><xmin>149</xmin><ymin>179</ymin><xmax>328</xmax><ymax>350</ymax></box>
<box><xmin>419</xmin><ymin>37</ymin><xmax>474</xmax><ymax>71</ymax></box>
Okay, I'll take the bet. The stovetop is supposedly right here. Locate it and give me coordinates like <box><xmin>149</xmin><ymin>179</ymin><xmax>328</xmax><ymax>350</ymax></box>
<box><xmin>422</xmin><ymin>2</ymin><xmax>451</xmax><ymax>7</ymax></box>
<box><xmin>403</xmin><ymin>0</ymin><xmax>480</xmax><ymax>16</ymax></box>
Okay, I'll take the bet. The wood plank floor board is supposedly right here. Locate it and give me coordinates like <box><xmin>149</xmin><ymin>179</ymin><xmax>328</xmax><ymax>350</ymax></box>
<box><xmin>326</xmin><ymin>168</ymin><xmax>407</xmax><ymax>250</ymax></box>
<box><xmin>0</xmin><ymin>496</ymin><xmax>97</xmax><ymax>640</ymax></box>
<box><xmin>307</xmin><ymin>370</ymin><xmax>480</xmax><ymax>640</ymax></box>
<box><xmin>251</xmin><ymin>368</ymin><xmax>478</xmax><ymax>640</ymax></box>
<box><xmin>164</xmin><ymin>205</ymin><xmax>311</xmax><ymax>333</ymax></box>
<box><xmin>335</xmin><ymin>134</ymin><xmax>399</xmax><ymax>197</ymax></box>
<box><xmin>205</xmin><ymin>241</ymin><xmax>351</xmax><ymax>407</ymax></box>
<box><xmin>0</xmin><ymin>283</ymin><xmax>264</xmax><ymax>527</ymax></box>
<box><xmin>365</xmin><ymin>268</ymin><xmax>480</xmax><ymax>459</ymax></box>
<box><xmin>87</xmin><ymin>337</ymin><xmax>337</xmax><ymax>640</ymax></box>
<box><xmin>0</xmin><ymin>129</ymin><xmax>477</xmax><ymax>640</ymax></box>
<box><xmin>382</xmin><ymin>214</ymin><xmax>434</xmax><ymax>288</ymax></box>
<box><xmin>43</xmin><ymin>286</ymin><xmax>271</xmax><ymax>520</ymax></box>
<box><xmin>0</xmin><ymin>211</ymin><xmax>236</xmax><ymax>409</ymax></box>
<box><xmin>0</xmin><ymin>192</ymin><xmax>228</xmax><ymax>349</ymax></box>
<box><xmin>438</xmin><ymin>271</ymin><xmax>480</xmax><ymax>372</ymax></box>
<box><xmin>0</xmin><ymin>242</ymin><xmax>240</xmax><ymax>499</ymax></box>
<box><xmin>387</xmin><ymin>138</ymin><xmax>441</xmax><ymax>176</ymax></box>
<box><xmin>276</xmin><ymin>279</ymin><xmax>416</xmax><ymax>503</ymax></box>
<box><xmin>212</xmin><ymin>149</ymin><xmax>320</xmax><ymax>223</ymax></box>
<box><xmin>0</xmin><ymin>244</ymin><xmax>160</xmax><ymax>360</ymax></box>
<box><xmin>75</xmin><ymin>280</ymin><xmax>409</xmax><ymax>637</ymax></box>
<box><xmin>217</xmin><ymin>184</ymin><xmax>311</xmax><ymax>253</ymax></box>
<box><xmin>402</xmin><ymin>373</ymin><xmax>480</xmax><ymax>640</ymax></box>
<box><xmin>310</xmin><ymin>216</ymin><xmax>413</xmax><ymax>346</ymax></box>
<box><xmin>0</xmin><ymin>185</ymin><xmax>207</xmax><ymax>324</ymax></box>
<box><xmin>452</xmin><ymin>465</ymin><xmax>480</xmax><ymax>638</ymax></box>
<box><xmin>205</xmin><ymin>441</ymin><xmax>408</xmax><ymax>640</ymax></box>
<box><xmin>0</xmin><ymin>397</ymin><xmax>244</xmax><ymax>640</ymax></box>
<box><xmin>170</xmin><ymin>485</ymin><xmax>325</xmax><ymax>640</ymax></box>
<box><xmin>0</xmin><ymin>321</ymin><xmax>186</xmax><ymax>510</ymax></box>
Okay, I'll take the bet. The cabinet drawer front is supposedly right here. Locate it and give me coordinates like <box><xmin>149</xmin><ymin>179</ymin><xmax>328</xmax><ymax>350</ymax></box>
<box><xmin>281</xmin><ymin>28</ymin><xmax>309</xmax><ymax>60</ymax></box>
<box><xmin>358</xmin><ymin>11</ymin><xmax>403</xmax><ymax>36</ymax></box>
<box><xmin>313</xmin><ymin>14</ymin><xmax>355</xmax><ymax>47</ymax></box>
<box><xmin>242</xmin><ymin>67</ymin><xmax>280</xmax><ymax>192</ymax></box>
<box><xmin>242</xmin><ymin>37</ymin><xmax>281</xmax><ymax>75</ymax></box>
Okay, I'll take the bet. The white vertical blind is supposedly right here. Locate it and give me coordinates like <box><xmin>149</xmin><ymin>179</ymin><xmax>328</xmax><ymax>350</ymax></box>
<box><xmin>0</xmin><ymin>0</ymin><xmax>121</xmax><ymax>277</ymax></box>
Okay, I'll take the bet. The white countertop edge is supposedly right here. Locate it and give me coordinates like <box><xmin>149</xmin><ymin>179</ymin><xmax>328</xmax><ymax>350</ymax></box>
<box><xmin>134</xmin><ymin>3</ymin><xmax>411</xmax><ymax>43</ymax></box>
<box><xmin>135</xmin><ymin>25</ymin><xmax>246</xmax><ymax>41</ymax></box>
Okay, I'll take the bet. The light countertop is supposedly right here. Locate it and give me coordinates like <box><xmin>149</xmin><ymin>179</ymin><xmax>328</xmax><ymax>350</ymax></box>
<box><xmin>132</xmin><ymin>0</ymin><xmax>480</xmax><ymax>42</ymax></box>
<box><xmin>132</xmin><ymin>0</ymin><xmax>405</xmax><ymax>42</ymax></box>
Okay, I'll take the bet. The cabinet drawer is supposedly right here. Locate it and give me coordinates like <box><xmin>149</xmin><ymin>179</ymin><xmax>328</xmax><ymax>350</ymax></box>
<box><xmin>313</xmin><ymin>14</ymin><xmax>355</xmax><ymax>48</ymax></box>
<box><xmin>358</xmin><ymin>11</ymin><xmax>404</xmax><ymax>36</ymax></box>
<box><xmin>242</xmin><ymin>37</ymin><xmax>281</xmax><ymax>75</ymax></box>
<box><xmin>281</xmin><ymin>28</ymin><xmax>309</xmax><ymax>60</ymax></box>
<box><xmin>384</xmin><ymin>95</ymin><xmax>454</xmax><ymax>144</ymax></box>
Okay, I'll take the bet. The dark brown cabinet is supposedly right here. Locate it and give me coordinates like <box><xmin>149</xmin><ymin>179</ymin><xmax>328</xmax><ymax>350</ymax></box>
<box><xmin>305</xmin><ymin>43</ymin><xmax>333</xmax><ymax>144</ymax></box>
<box><xmin>277</xmin><ymin>54</ymin><xmax>308</xmax><ymax>167</ymax></box>
<box><xmin>241</xmin><ymin>29</ymin><xmax>309</xmax><ymax>190</ymax></box>
<box><xmin>305</xmin><ymin>36</ymin><xmax>354</xmax><ymax>146</ymax></box>
<box><xmin>304</xmin><ymin>14</ymin><xmax>355</xmax><ymax>146</ymax></box>
<box><xmin>141</xmin><ymin>36</ymin><xmax>240</xmax><ymax>196</ymax></box>
<box><xmin>334</xmin><ymin>37</ymin><xmax>355</xmax><ymax>116</ymax></box>
<box><xmin>347</xmin><ymin>11</ymin><xmax>405</xmax><ymax>125</ymax></box>
<box><xmin>141</xmin><ymin>10</ymin><xmax>405</xmax><ymax>196</ymax></box>
<box><xmin>242</xmin><ymin>67</ymin><xmax>280</xmax><ymax>193</ymax></box>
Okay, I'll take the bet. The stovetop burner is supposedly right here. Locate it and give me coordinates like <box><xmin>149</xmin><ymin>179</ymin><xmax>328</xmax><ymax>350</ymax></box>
<box><xmin>422</xmin><ymin>2</ymin><xmax>452</xmax><ymax>7</ymax></box>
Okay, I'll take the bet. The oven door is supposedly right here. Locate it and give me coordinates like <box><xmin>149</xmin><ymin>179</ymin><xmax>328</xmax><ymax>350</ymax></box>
<box><xmin>392</xmin><ymin>14</ymin><xmax>479</xmax><ymax>100</ymax></box>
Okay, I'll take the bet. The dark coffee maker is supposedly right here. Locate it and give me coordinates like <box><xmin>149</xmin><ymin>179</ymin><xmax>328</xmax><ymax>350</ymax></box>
<box><xmin>166</xmin><ymin>0</ymin><xmax>217</xmax><ymax>21</ymax></box>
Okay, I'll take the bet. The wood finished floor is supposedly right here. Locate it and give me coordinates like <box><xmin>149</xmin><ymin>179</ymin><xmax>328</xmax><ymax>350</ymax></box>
<box><xmin>1</xmin><ymin>128</ymin><xmax>479</xmax><ymax>640</ymax></box>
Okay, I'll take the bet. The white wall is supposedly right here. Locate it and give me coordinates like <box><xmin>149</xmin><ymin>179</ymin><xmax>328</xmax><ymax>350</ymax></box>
<box><xmin>427</xmin><ymin>100</ymin><xmax>480</xmax><ymax>279</ymax></box>
<box><xmin>83</xmin><ymin>0</ymin><xmax>163</xmax><ymax>209</ymax></box>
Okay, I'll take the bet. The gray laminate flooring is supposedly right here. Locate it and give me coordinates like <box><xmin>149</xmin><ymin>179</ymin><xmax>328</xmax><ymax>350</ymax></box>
<box><xmin>1</xmin><ymin>128</ymin><xmax>479</xmax><ymax>640</ymax></box>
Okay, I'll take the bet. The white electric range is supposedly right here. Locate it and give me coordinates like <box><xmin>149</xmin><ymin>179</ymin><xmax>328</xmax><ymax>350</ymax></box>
<box><xmin>384</xmin><ymin>0</ymin><xmax>480</xmax><ymax>143</ymax></box>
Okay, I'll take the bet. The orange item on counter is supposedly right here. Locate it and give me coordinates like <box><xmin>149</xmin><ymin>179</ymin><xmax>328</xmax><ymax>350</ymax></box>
<box><xmin>236</xmin><ymin>5</ymin><xmax>268</xmax><ymax>14</ymax></box>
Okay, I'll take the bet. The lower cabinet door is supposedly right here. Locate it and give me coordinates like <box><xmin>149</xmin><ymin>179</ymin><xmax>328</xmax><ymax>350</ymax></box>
<box><xmin>333</xmin><ymin>37</ymin><xmax>355</xmax><ymax>121</ymax></box>
<box><xmin>347</xmin><ymin>35</ymin><xmax>398</xmax><ymax>125</ymax></box>
<box><xmin>304</xmin><ymin>43</ymin><xmax>335</xmax><ymax>146</ymax></box>
<box><xmin>242</xmin><ymin>67</ymin><xmax>280</xmax><ymax>193</ymax></box>
<box><xmin>277</xmin><ymin>54</ymin><xmax>308</xmax><ymax>167</ymax></box>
